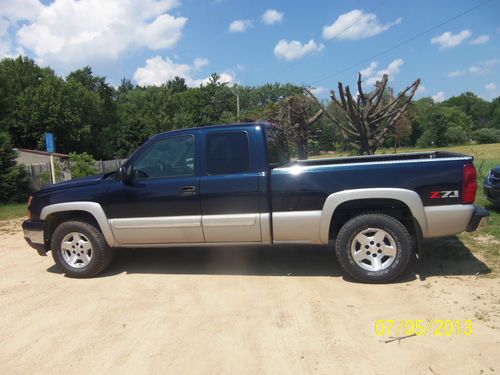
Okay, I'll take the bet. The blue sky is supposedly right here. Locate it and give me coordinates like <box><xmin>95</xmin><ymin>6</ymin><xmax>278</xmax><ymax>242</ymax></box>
<box><xmin>1</xmin><ymin>0</ymin><xmax>498</xmax><ymax>100</ymax></box>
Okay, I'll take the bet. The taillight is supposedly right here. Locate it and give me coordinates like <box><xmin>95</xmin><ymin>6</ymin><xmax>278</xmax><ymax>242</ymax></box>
<box><xmin>462</xmin><ymin>164</ymin><xmax>477</xmax><ymax>204</ymax></box>
<box><xmin>28</xmin><ymin>196</ymin><xmax>33</xmax><ymax>219</ymax></box>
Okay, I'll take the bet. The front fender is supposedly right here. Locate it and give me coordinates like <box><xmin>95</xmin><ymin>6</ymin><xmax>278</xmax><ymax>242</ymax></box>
<box><xmin>41</xmin><ymin>202</ymin><xmax>117</xmax><ymax>247</ymax></box>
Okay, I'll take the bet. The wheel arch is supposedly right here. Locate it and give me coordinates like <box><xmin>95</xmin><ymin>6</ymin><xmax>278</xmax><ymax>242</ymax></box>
<box><xmin>319</xmin><ymin>188</ymin><xmax>428</xmax><ymax>244</ymax></box>
<box><xmin>41</xmin><ymin>202</ymin><xmax>116</xmax><ymax>247</ymax></box>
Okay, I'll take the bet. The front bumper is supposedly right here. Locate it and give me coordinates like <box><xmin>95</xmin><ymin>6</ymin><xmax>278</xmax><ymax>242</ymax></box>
<box><xmin>466</xmin><ymin>206</ymin><xmax>489</xmax><ymax>232</ymax></box>
<box><xmin>483</xmin><ymin>179</ymin><xmax>500</xmax><ymax>204</ymax></box>
<box><xmin>22</xmin><ymin>219</ymin><xmax>46</xmax><ymax>255</ymax></box>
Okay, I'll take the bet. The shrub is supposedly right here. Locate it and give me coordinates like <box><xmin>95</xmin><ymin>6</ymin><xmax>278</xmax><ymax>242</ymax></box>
<box><xmin>69</xmin><ymin>152</ymin><xmax>97</xmax><ymax>179</ymax></box>
<box><xmin>472</xmin><ymin>128</ymin><xmax>500</xmax><ymax>144</ymax></box>
<box><xmin>445</xmin><ymin>126</ymin><xmax>469</xmax><ymax>145</ymax></box>
<box><xmin>0</xmin><ymin>132</ymin><xmax>30</xmax><ymax>203</ymax></box>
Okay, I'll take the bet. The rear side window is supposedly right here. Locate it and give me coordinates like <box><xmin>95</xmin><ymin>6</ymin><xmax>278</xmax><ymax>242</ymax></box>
<box><xmin>264</xmin><ymin>126</ymin><xmax>290</xmax><ymax>167</ymax></box>
<box><xmin>206</xmin><ymin>131</ymin><xmax>249</xmax><ymax>175</ymax></box>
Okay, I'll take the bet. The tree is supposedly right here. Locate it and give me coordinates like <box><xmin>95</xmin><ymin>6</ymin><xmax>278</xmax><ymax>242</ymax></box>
<box><xmin>166</xmin><ymin>76</ymin><xmax>188</xmax><ymax>94</ymax></box>
<box><xmin>69</xmin><ymin>152</ymin><xmax>97</xmax><ymax>179</ymax></box>
<box><xmin>390</xmin><ymin>113</ymin><xmax>413</xmax><ymax>150</ymax></box>
<box><xmin>0</xmin><ymin>132</ymin><xmax>29</xmax><ymax>203</ymax></box>
<box><xmin>416</xmin><ymin>106</ymin><xmax>473</xmax><ymax>147</ymax></box>
<box><xmin>308</xmin><ymin>73</ymin><xmax>420</xmax><ymax>155</ymax></box>
<box><xmin>443</xmin><ymin>92</ymin><xmax>492</xmax><ymax>129</ymax></box>
<box><xmin>117</xmin><ymin>78</ymin><xmax>134</xmax><ymax>97</ymax></box>
<box><xmin>275</xmin><ymin>92</ymin><xmax>324</xmax><ymax>159</ymax></box>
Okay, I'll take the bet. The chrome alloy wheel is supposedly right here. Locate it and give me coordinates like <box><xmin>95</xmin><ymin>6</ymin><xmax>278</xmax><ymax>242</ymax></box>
<box><xmin>60</xmin><ymin>232</ymin><xmax>93</xmax><ymax>269</ymax></box>
<box><xmin>350</xmin><ymin>228</ymin><xmax>397</xmax><ymax>271</ymax></box>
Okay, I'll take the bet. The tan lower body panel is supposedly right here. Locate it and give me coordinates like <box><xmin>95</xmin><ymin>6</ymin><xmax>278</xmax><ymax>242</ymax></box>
<box><xmin>110</xmin><ymin>216</ymin><xmax>204</xmax><ymax>245</ymax></box>
<box><xmin>202</xmin><ymin>213</ymin><xmax>262</xmax><ymax>242</ymax></box>
<box><xmin>272</xmin><ymin>211</ymin><xmax>322</xmax><ymax>244</ymax></box>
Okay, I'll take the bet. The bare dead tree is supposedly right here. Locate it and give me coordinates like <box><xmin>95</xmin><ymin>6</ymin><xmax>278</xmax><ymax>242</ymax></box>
<box><xmin>276</xmin><ymin>91</ymin><xmax>324</xmax><ymax>160</ymax></box>
<box><xmin>306</xmin><ymin>74</ymin><xmax>420</xmax><ymax>155</ymax></box>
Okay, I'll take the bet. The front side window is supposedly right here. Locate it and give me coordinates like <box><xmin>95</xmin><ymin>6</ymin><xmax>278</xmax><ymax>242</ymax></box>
<box><xmin>206</xmin><ymin>131</ymin><xmax>249</xmax><ymax>175</ymax></box>
<box><xmin>132</xmin><ymin>135</ymin><xmax>195</xmax><ymax>179</ymax></box>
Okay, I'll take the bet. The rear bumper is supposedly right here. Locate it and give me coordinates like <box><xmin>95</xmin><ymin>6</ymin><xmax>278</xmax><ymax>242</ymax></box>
<box><xmin>22</xmin><ymin>219</ymin><xmax>46</xmax><ymax>255</ymax></box>
<box><xmin>423</xmin><ymin>204</ymin><xmax>488</xmax><ymax>238</ymax></box>
<box><xmin>466</xmin><ymin>206</ymin><xmax>489</xmax><ymax>232</ymax></box>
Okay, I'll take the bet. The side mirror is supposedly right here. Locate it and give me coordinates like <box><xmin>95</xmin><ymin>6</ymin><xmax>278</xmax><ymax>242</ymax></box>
<box><xmin>115</xmin><ymin>166</ymin><xmax>130</xmax><ymax>181</ymax></box>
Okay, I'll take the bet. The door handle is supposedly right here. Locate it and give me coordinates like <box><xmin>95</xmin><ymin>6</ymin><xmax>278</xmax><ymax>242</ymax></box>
<box><xmin>179</xmin><ymin>186</ymin><xmax>196</xmax><ymax>196</ymax></box>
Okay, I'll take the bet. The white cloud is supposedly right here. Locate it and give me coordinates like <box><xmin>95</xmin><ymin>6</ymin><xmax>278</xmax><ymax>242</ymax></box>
<box><xmin>229</xmin><ymin>19</ymin><xmax>252</xmax><ymax>33</ymax></box>
<box><xmin>469</xmin><ymin>65</ymin><xmax>489</xmax><ymax>75</ymax></box>
<box><xmin>470</xmin><ymin>34</ymin><xmax>490</xmax><ymax>45</ymax></box>
<box><xmin>484</xmin><ymin>59</ymin><xmax>500</xmax><ymax>67</ymax></box>
<box><xmin>416</xmin><ymin>85</ymin><xmax>427</xmax><ymax>96</ymax></box>
<box><xmin>134</xmin><ymin>56</ymin><xmax>190</xmax><ymax>86</ymax></box>
<box><xmin>448</xmin><ymin>59</ymin><xmax>499</xmax><ymax>78</ymax></box>
<box><xmin>430</xmin><ymin>30</ymin><xmax>471</xmax><ymax>49</ymax></box>
<box><xmin>447</xmin><ymin>69</ymin><xmax>466</xmax><ymax>77</ymax></box>
<box><xmin>274</xmin><ymin>39</ymin><xmax>324</xmax><ymax>61</ymax></box>
<box><xmin>323</xmin><ymin>9</ymin><xmax>401</xmax><ymax>40</ymax></box>
<box><xmin>13</xmin><ymin>0</ymin><xmax>186</xmax><ymax>72</ymax></box>
<box><xmin>134</xmin><ymin>55</ymin><xmax>235</xmax><ymax>87</ymax></box>
<box><xmin>361</xmin><ymin>58</ymin><xmax>404</xmax><ymax>85</ymax></box>
<box><xmin>0</xmin><ymin>0</ymin><xmax>44</xmax><ymax>24</ymax></box>
<box><xmin>310</xmin><ymin>86</ymin><xmax>327</xmax><ymax>96</ymax></box>
<box><xmin>359</xmin><ymin>62</ymin><xmax>378</xmax><ymax>78</ymax></box>
<box><xmin>485</xmin><ymin>82</ymin><xmax>496</xmax><ymax>92</ymax></box>
<box><xmin>236</xmin><ymin>64</ymin><xmax>245</xmax><ymax>71</ymax></box>
<box><xmin>193</xmin><ymin>58</ymin><xmax>209</xmax><ymax>70</ymax></box>
<box><xmin>432</xmin><ymin>91</ymin><xmax>445</xmax><ymax>103</ymax></box>
<box><xmin>0</xmin><ymin>18</ymin><xmax>9</xmax><ymax>38</ymax></box>
<box><xmin>262</xmin><ymin>9</ymin><xmax>283</xmax><ymax>25</ymax></box>
<box><xmin>0</xmin><ymin>15</ymin><xmax>25</xmax><ymax>59</ymax></box>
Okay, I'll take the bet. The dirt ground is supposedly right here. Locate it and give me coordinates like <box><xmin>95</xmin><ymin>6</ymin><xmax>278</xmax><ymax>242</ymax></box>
<box><xmin>1</xmin><ymin>219</ymin><xmax>499</xmax><ymax>375</ymax></box>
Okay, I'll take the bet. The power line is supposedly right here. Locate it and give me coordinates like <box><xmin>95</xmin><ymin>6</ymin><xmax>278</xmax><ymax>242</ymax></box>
<box><xmin>310</xmin><ymin>0</ymin><xmax>494</xmax><ymax>86</ymax></box>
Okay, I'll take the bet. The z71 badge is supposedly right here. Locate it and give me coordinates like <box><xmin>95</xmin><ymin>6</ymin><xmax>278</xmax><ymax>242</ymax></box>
<box><xmin>429</xmin><ymin>190</ymin><xmax>460</xmax><ymax>199</ymax></box>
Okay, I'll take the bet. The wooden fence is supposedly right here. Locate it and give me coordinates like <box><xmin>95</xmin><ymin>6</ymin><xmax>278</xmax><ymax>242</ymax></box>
<box><xmin>23</xmin><ymin>159</ymin><xmax>126</xmax><ymax>191</ymax></box>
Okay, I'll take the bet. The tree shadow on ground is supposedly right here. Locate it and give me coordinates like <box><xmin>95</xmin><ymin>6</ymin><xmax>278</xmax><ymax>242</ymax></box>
<box><xmin>412</xmin><ymin>237</ymin><xmax>491</xmax><ymax>281</ymax></box>
<box><xmin>48</xmin><ymin>236</ymin><xmax>491</xmax><ymax>283</ymax></box>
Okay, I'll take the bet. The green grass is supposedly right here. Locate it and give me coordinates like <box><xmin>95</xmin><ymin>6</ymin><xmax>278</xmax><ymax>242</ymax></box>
<box><xmin>0</xmin><ymin>203</ymin><xmax>28</xmax><ymax>221</ymax></box>
<box><xmin>312</xmin><ymin>143</ymin><xmax>500</xmax><ymax>160</ymax></box>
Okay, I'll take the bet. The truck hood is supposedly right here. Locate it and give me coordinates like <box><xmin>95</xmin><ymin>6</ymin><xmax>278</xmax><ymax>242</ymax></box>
<box><xmin>37</xmin><ymin>173</ymin><xmax>112</xmax><ymax>194</ymax></box>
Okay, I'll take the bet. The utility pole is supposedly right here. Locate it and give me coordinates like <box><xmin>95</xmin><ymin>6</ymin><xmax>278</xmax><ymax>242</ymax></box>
<box><xmin>50</xmin><ymin>154</ymin><xmax>56</xmax><ymax>184</ymax></box>
<box><xmin>236</xmin><ymin>90</ymin><xmax>240</xmax><ymax>123</ymax></box>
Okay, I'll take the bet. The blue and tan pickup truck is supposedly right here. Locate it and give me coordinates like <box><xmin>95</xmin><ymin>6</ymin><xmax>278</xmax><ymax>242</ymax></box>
<box><xmin>23</xmin><ymin>121</ymin><xmax>488</xmax><ymax>283</ymax></box>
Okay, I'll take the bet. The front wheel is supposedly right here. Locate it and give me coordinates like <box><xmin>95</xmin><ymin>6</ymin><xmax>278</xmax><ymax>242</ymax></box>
<box><xmin>51</xmin><ymin>220</ymin><xmax>113</xmax><ymax>278</ymax></box>
<box><xmin>335</xmin><ymin>213</ymin><xmax>412</xmax><ymax>283</ymax></box>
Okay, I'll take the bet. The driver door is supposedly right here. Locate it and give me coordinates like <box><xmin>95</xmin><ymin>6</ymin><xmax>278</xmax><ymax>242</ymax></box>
<box><xmin>104</xmin><ymin>134</ymin><xmax>204</xmax><ymax>245</ymax></box>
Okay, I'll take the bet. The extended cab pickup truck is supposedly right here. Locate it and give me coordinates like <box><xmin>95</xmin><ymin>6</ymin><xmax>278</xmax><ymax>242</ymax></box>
<box><xmin>23</xmin><ymin>122</ymin><xmax>488</xmax><ymax>283</ymax></box>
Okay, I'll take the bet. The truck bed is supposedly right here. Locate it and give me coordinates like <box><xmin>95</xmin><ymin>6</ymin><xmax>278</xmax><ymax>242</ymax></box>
<box><xmin>291</xmin><ymin>151</ymin><xmax>472</xmax><ymax>167</ymax></box>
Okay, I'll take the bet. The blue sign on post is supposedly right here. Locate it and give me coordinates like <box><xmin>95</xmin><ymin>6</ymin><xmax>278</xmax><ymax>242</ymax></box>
<box><xmin>45</xmin><ymin>132</ymin><xmax>55</xmax><ymax>153</ymax></box>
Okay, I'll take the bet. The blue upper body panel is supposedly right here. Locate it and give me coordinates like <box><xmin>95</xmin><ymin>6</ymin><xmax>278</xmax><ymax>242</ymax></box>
<box><xmin>29</xmin><ymin>122</ymin><xmax>473</xmax><ymax>220</ymax></box>
<box><xmin>270</xmin><ymin>157</ymin><xmax>470</xmax><ymax>211</ymax></box>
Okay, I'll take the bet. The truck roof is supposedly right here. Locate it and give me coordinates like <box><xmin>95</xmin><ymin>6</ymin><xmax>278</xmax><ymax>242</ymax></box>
<box><xmin>153</xmin><ymin>120</ymin><xmax>273</xmax><ymax>139</ymax></box>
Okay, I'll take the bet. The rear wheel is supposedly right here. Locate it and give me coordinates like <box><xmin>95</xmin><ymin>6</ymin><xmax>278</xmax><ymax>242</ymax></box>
<box><xmin>51</xmin><ymin>220</ymin><xmax>113</xmax><ymax>278</ymax></box>
<box><xmin>335</xmin><ymin>213</ymin><xmax>412</xmax><ymax>283</ymax></box>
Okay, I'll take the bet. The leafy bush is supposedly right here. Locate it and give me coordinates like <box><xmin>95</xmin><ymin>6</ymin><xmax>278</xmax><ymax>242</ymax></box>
<box><xmin>472</xmin><ymin>128</ymin><xmax>500</xmax><ymax>144</ymax></box>
<box><xmin>0</xmin><ymin>132</ymin><xmax>29</xmax><ymax>204</ymax></box>
<box><xmin>445</xmin><ymin>126</ymin><xmax>469</xmax><ymax>145</ymax></box>
<box><xmin>69</xmin><ymin>152</ymin><xmax>97</xmax><ymax>179</ymax></box>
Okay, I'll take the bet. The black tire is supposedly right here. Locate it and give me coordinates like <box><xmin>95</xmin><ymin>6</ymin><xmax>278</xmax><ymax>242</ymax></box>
<box><xmin>51</xmin><ymin>220</ymin><xmax>113</xmax><ymax>278</ymax></box>
<box><xmin>335</xmin><ymin>213</ymin><xmax>412</xmax><ymax>283</ymax></box>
